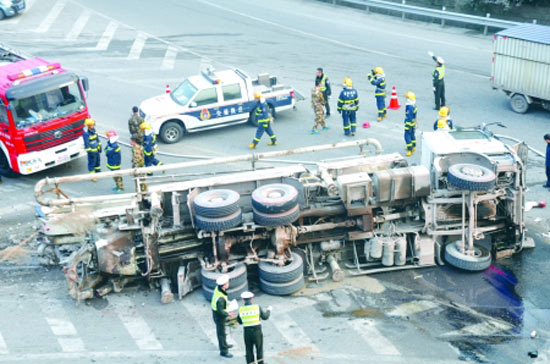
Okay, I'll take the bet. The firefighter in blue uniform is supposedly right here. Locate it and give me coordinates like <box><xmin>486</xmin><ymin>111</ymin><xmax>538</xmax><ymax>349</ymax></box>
<box><xmin>337</xmin><ymin>77</ymin><xmax>359</xmax><ymax>136</ymax></box>
<box><xmin>237</xmin><ymin>291</ymin><xmax>272</xmax><ymax>364</ymax></box>
<box><xmin>82</xmin><ymin>118</ymin><xmax>101</xmax><ymax>181</ymax></box>
<box><xmin>140</xmin><ymin>122</ymin><xmax>162</xmax><ymax>175</ymax></box>
<box><xmin>249</xmin><ymin>92</ymin><xmax>277</xmax><ymax>149</ymax></box>
<box><xmin>429</xmin><ymin>51</ymin><xmax>446</xmax><ymax>110</ymax></box>
<box><xmin>367</xmin><ymin>67</ymin><xmax>387</xmax><ymax>121</ymax></box>
<box><xmin>404</xmin><ymin>91</ymin><xmax>418</xmax><ymax>157</ymax></box>
<box><xmin>433</xmin><ymin>106</ymin><xmax>453</xmax><ymax>131</ymax></box>
<box><xmin>105</xmin><ymin>130</ymin><xmax>123</xmax><ymax>193</ymax></box>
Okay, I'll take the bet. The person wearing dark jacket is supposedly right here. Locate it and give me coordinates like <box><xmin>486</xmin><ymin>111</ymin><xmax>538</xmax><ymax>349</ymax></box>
<box><xmin>211</xmin><ymin>274</ymin><xmax>233</xmax><ymax>358</ymax></box>
<box><xmin>105</xmin><ymin>130</ymin><xmax>123</xmax><ymax>193</ymax></box>
<box><xmin>237</xmin><ymin>291</ymin><xmax>271</xmax><ymax>364</ymax></box>
<box><xmin>315</xmin><ymin>67</ymin><xmax>332</xmax><ymax>116</ymax></box>
<box><xmin>544</xmin><ymin>134</ymin><xmax>550</xmax><ymax>188</ymax></box>
<box><xmin>428</xmin><ymin>51</ymin><xmax>446</xmax><ymax>110</ymax></box>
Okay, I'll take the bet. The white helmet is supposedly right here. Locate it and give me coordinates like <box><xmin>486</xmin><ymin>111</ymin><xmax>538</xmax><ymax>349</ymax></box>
<box><xmin>216</xmin><ymin>274</ymin><xmax>229</xmax><ymax>286</ymax></box>
<box><xmin>241</xmin><ymin>291</ymin><xmax>254</xmax><ymax>300</ymax></box>
<box><xmin>436</xmin><ymin>56</ymin><xmax>445</xmax><ymax>65</ymax></box>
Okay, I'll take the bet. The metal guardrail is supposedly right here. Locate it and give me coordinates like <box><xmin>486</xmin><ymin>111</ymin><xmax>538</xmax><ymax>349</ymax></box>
<box><xmin>326</xmin><ymin>0</ymin><xmax>523</xmax><ymax>34</ymax></box>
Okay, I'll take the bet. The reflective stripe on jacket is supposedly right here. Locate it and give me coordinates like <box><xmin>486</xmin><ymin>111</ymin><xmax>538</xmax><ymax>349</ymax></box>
<box><xmin>404</xmin><ymin>104</ymin><xmax>417</xmax><ymax>130</ymax></box>
<box><xmin>83</xmin><ymin>128</ymin><xmax>101</xmax><ymax>152</ymax></box>
<box><xmin>105</xmin><ymin>141</ymin><xmax>121</xmax><ymax>169</ymax></box>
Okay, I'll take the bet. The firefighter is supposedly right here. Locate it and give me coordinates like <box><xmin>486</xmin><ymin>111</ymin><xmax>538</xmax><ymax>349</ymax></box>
<box><xmin>404</xmin><ymin>91</ymin><xmax>418</xmax><ymax>157</ymax></box>
<box><xmin>105</xmin><ymin>130</ymin><xmax>123</xmax><ymax>193</ymax></box>
<box><xmin>211</xmin><ymin>274</ymin><xmax>233</xmax><ymax>359</ymax></box>
<box><xmin>237</xmin><ymin>291</ymin><xmax>272</xmax><ymax>364</ymax></box>
<box><xmin>140</xmin><ymin>122</ymin><xmax>162</xmax><ymax>175</ymax></box>
<box><xmin>433</xmin><ymin>106</ymin><xmax>453</xmax><ymax>131</ymax></box>
<box><xmin>249</xmin><ymin>92</ymin><xmax>277</xmax><ymax>149</ymax></box>
<box><xmin>315</xmin><ymin>67</ymin><xmax>331</xmax><ymax>116</ymax></box>
<box><xmin>429</xmin><ymin>51</ymin><xmax>446</xmax><ymax>110</ymax></box>
<box><xmin>82</xmin><ymin>118</ymin><xmax>101</xmax><ymax>181</ymax></box>
<box><xmin>366</xmin><ymin>67</ymin><xmax>387</xmax><ymax>121</ymax></box>
<box><xmin>128</xmin><ymin>106</ymin><xmax>144</xmax><ymax>169</ymax></box>
<box><xmin>311</xmin><ymin>85</ymin><xmax>328</xmax><ymax>134</ymax></box>
<box><xmin>337</xmin><ymin>77</ymin><xmax>359</xmax><ymax>136</ymax></box>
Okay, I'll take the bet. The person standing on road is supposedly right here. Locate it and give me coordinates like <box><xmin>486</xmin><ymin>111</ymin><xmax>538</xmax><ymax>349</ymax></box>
<box><xmin>433</xmin><ymin>106</ymin><xmax>453</xmax><ymax>131</ymax></box>
<box><xmin>249</xmin><ymin>92</ymin><xmax>277</xmax><ymax>149</ymax></box>
<box><xmin>315</xmin><ymin>67</ymin><xmax>331</xmax><ymax>117</ymax></box>
<box><xmin>311</xmin><ymin>86</ymin><xmax>328</xmax><ymax>134</ymax></box>
<box><xmin>105</xmin><ymin>130</ymin><xmax>124</xmax><ymax>193</ymax></box>
<box><xmin>429</xmin><ymin>51</ymin><xmax>446</xmax><ymax>110</ymax></box>
<box><xmin>237</xmin><ymin>291</ymin><xmax>271</xmax><ymax>364</ymax></box>
<box><xmin>337</xmin><ymin>77</ymin><xmax>359</xmax><ymax>136</ymax></box>
<box><xmin>544</xmin><ymin>134</ymin><xmax>550</xmax><ymax>188</ymax></box>
<box><xmin>366</xmin><ymin>67</ymin><xmax>387</xmax><ymax>121</ymax></box>
<box><xmin>404</xmin><ymin>91</ymin><xmax>418</xmax><ymax>157</ymax></box>
<box><xmin>140</xmin><ymin>122</ymin><xmax>162</xmax><ymax>175</ymax></box>
<box><xmin>82</xmin><ymin>118</ymin><xmax>101</xmax><ymax>182</ymax></box>
<box><xmin>212</xmin><ymin>274</ymin><xmax>233</xmax><ymax>359</ymax></box>
<box><xmin>128</xmin><ymin>106</ymin><xmax>145</xmax><ymax>169</ymax></box>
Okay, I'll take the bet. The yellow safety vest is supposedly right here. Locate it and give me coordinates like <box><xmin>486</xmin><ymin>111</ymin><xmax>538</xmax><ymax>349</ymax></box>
<box><xmin>211</xmin><ymin>286</ymin><xmax>228</xmax><ymax>311</ymax></box>
<box><xmin>434</xmin><ymin>65</ymin><xmax>445</xmax><ymax>80</ymax></box>
<box><xmin>239</xmin><ymin>304</ymin><xmax>261</xmax><ymax>327</ymax></box>
<box><xmin>318</xmin><ymin>74</ymin><xmax>327</xmax><ymax>92</ymax></box>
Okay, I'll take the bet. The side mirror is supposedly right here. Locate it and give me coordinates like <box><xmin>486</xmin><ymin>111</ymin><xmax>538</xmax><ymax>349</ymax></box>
<box><xmin>80</xmin><ymin>77</ymin><xmax>89</xmax><ymax>92</ymax></box>
<box><xmin>190</xmin><ymin>101</ymin><xmax>197</xmax><ymax>108</ymax></box>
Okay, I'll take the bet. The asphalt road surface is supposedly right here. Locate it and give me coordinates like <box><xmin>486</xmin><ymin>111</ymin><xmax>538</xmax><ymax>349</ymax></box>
<box><xmin>1</xmin><ymin>0</ymin><xmax>550</xmax><ymax>363</ymax></box>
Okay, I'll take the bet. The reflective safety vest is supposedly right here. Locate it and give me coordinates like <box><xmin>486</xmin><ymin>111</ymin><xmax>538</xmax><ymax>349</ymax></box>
<box><xmin>433</xmin><ymin>65</ymin><xmax>445</xmax><ymax>81</ymax></box>
<box><xmin>436</xmin><ymin>117</ymin><xmax>451</xmax><ymax>130</ymax></box>
<box><xmin>239</xmin><ymin>304</ymin><xmax>261</xmax><ymax>327</ymax></box>
<box><xmin>318</xmin><ymin>74</ymin><xmax>327</xmax><ymax>92</ymax></box>
<box><xmin>211</xmin><ymin>286</ymin><xmax>228</xmax><ymax>311</ymax></box>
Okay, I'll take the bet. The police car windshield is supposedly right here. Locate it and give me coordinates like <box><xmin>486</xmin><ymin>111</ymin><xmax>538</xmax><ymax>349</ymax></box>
<box><xmin>171</xmin><ymin>79</ymin><xmax>197</xmax><ymax>106</ymax></box>
<box><xmin>12</xmin><ymin>82</ymin><xmax>85</xmax><ymax>129</ymax></box>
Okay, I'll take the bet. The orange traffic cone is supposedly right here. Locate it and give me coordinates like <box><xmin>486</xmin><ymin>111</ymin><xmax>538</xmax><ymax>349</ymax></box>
<box><xmin>165</xmin><ymin>84</ymin><xmax>171</xmax><ymax>94</ymax></box>
<box><xmin>388</xmin><ymin>86</ymin><xmax>400</xmax><ymax>110</ymax></box>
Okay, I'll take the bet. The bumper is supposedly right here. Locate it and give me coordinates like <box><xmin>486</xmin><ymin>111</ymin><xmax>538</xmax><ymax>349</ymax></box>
<box><xmin>17</xmin><ymin>138</ymin><xmax>85</xmax><ymax>175</ymax></box>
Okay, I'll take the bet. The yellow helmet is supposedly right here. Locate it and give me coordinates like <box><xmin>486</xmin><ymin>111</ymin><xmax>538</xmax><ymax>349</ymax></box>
<box><xmin>84</xmin><ymin>118</ymin><xmax>95</xmax><ymax>126</ymax></box>
<box><xmin>374</xmin><ymin>67</ymin><xmax>384</xmax><ymax>75</ymax></box>
<box><xmin>439</xmin><ymin>106</ymin><xmax>450</xmax><ymax>117</ymax></box>
<box><xmin>343</xmin><ymin>77</ymin><xmax>353</xmax><ymax>87</ymax></box>
<box><xmin>140</xmin><ymin>122</ymin><xmax>153</xmax><ymax>130</ymax></box>
<box><xmin>405</xmin><ymin>91</ymin><xmax>416</xmax><ymax>101</ymax></box>
<box><xmin>254</xmin><ymin>91</ymin><xmax>262</xmax><ymax>99</ymax></box>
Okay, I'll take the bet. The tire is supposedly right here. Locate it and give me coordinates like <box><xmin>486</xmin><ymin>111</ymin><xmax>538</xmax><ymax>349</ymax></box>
<box><xmin>202</xmin><ymin>280</ymin><xmax>249</xmax><ymax>302</ymax></box>
<box><xmin>253</xmin><ymin>205</ymin><xmax>300</xmax><ymax>227</ymax></box>
<box><xmin>193</xmin><ymin>189</ymin><xmax>240</xmax><ymax>218</ymax></box>
<box><xmin>201</xmin><ymin>263</ymin><xmax>248</xmax><ymax>289</ymax></box>
<box><xmin>447</xmin><ymin>163</ymin><xmax>496</xmax><ymax>191</ymax></box>
<box><xmin>0</xmin><ymin>151</ymin><xmax>18</xmax><ymax>178</ymax></box>
<box><xmin>160</xmin><ymin>121</ymin><xmax>184</xmax><ymax>144</ymax></box>
<box><xmin>259</xmin><ymin>274</ymin><xmax>304</xmax><ymax>296</ymax></box>
<box><xmin>0</xmin><ymin>10</ymin><xmax>5</xmax><ymax>20</ymax></box>
<box><xmin>251</xmin><ymin>184</ymin><xmax>298</xmax><ymax>214</ymax></box>
<box><xmin>258</xmin><ymin>252</ymin><xmax>304</xmax><ymax>283</ymax></box>
<box><xmin>195</xmin><ymin>209</ymin><xmax>242</xmax><ymax>231</ymax></box>
<box><xmin>444</xmin><ymin>242</ymin><xmax>491</xmax><ymax>272</ymax></box>
<box><xmin>510</xmin><ymin>94</ymin><xmax>529</xmax><ymax>114</ymax></box>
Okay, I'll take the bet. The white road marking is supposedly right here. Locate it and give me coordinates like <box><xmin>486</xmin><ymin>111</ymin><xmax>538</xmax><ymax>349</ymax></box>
<box><xmin>161</xmin><ymin>46</ymin><xmax>178</xmax><ymax>70</ymax></box>
<box><xmin>65</xmin><ymin>10</ymin><xmax>91</xmax><ymax>41</ymax></box>
<box><xmin>96</xmin><ymin>21</ymin><xmax>118</xmax><ymax>50</ymax></box>
<box><xmin>388</xmin><ymin>300</ymin><xmax>439</xmax><ymax>317</ymax></box>
<box><xmin>442</xmin><ymin>320</ymin><xmax>511</xmax><ymax>337</ymax></box>
<box><xmin>348</xmin><ymin>319</ymin><xmax>401</xmax><ymax>356</ymax></box>
<box><xmin>0</xmin><ymin>331</ymin><xmax>8</xmax><ymax>354</ymax></box>
<box><xmin>34</xmin><ymin>0</ymin><xmax>67</xmax><ymax>33</ymax></box>
<box><xmin>127</xmin><ymin>32</ymin><xmax>148</xmax><ymax>60</ymax></box>
<box><xmin>40</xmin><ymin>301</ymin><xmax>85</xmax><ymax>353</ymax></box>
<box><xmin>271</xmin><ymin>313</ymin><xmax>319</xmax><ymax>352</ymax></box>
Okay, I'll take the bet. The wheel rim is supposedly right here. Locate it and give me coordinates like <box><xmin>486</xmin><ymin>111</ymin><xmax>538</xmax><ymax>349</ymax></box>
<box><xmin>512</xmin><ymin>96</ymin><xmax>527</xmax><ymax>111</ymax></box>
<box><xmin>461</xmin><ymin>165</ymin><xmax>483</xmax><ymax>177</ymax></box>
<box><xmin>165</xmin><ymin>127</ymin><xmax>180</xmax><ymax>142</ymax></box>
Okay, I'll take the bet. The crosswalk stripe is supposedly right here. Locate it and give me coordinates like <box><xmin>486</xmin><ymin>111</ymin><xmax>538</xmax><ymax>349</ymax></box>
<box><xmin>96</xmin><ymin>21</ymin><xmax>118</xmax><ymax>50</ymax></box>
<box><xmin>109</xmin><ymin>296</ymin><xmax>163</xmax><ymax>351</ymax></box>
<box><xmin>127</xmin><ymin>32</ymin><xmax>147</xmax><ymax>60</ymax></box>
<box><xmin>65</xmin><ymin>10</ymin><xmax>91</xmax><ymax>41</ymax></box>
<box><xmin>34</xmin><ymin>0</ymin><xmax>67</xmax><ymax>33</ymax></box>
<box><xmin>387</xmin><ymin>300</ymin><xmax>439</xmax><ymax>317</ymax></box>
<box><xmin>40</xmin><ymin>301</ymin><xmax>86</xmax><ymax>353</ymax></box>
<box><xmin>271</xmin><ymin>313</ymin><xmax>319</xmax><ymax>352</ymax></box>
<box><xmin>0</xmin><ymin>331</ymin><xmax>8</xmax><ymax>354</ymax></box>
<box><xmin>347</xmin><ymin>319</ymin><xmax>400</xmax><ymax>356</ymax></box>
<box><xmin>161</xmin><ymin>46</ymin><xmax>178</xmax><ymax>70</ymax></box>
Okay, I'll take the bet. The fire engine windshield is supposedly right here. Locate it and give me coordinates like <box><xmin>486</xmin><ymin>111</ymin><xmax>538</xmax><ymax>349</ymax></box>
<box><xmin>11</xmin><ymin>82</ymin><xmax>85</xmax><ymax>128</ymax></box>
<box><xmin>170</xmin><ymin>79</ymin><xmax>197</xmax><ymax>106</ymax></box>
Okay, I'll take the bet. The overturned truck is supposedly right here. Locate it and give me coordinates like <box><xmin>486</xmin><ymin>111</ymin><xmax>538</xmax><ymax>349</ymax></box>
<box><xmin>35</xmin><ymin>128</ymin><xmax>529</xmax><ymax>303</ymax></box>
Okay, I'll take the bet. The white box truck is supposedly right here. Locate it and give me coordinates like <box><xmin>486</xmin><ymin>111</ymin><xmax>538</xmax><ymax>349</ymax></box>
<box><xmin>491</xmin><ymin>24</ymin><xmax>550</xmax><ymax>114</ymax></box>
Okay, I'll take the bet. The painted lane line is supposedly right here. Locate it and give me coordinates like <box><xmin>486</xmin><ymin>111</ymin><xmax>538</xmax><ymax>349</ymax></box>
<box><xmin>127</xmin><ymin>32</ymin><xmax>148</xmax><ymax>60</ymax></box>
<box><xmin>161</xmin><ymin>46</ymin><xmax>178</xmax><ymax>70</ymax></box>
<box><xmin>40</xmin><ymin>300</ymin><xmax>85</xmax><ymax>353</ymax></box>
<box><xmin>387</xmin><ymin>300</ymin><xmax>439</xmax><ymax>317</ymax></box>
<box><xmin>96</xmin><ymin>21</ymin><xmax>118</xmax><ymax>51</ymax></box>
<box><xmin>271</xmin><ymin>313</ymin><xmax>319</xmax><ymax>352</ymax></box>
<box><xmin>442</xmin><ymin>320</ymin><xmax>511</xmax><ymax>337</ymax></box>
<box><xmin>0</xmin><ymin>331</ymin><xmax>8</xmax><ymax>354</ymax></box>
<box><xmin>34</xmin><ymin>0</ymin><xmax>67</xmax><ymax>33</ymax></box>
<box><xmin>65</xmin><ymin>10</ymin><xmax>91</xmax><ymax>41</ymax></box>
<box><xmin>348</xmin><ymin>319</ymin><xmax>401</xmax><ymax>356</ymax></box>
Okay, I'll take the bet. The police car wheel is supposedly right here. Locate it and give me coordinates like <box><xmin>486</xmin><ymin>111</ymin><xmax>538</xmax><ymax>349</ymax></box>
<box><xmin>193</xmin><ymin>189</ymin><xmax>241</xmax><ymax>218</ymax></box>
<box><xmin>253</xmin><ymin>205</ymin><xmax>300</xmax><ymax>227</ymax></box>
<box><xmin>201</xmin><ymin>262</ymin><xmax>248</xmax><ymax>290</ymax></box>
<box><xmin>195</xmin><ymin>209</ymin><xmax>243</xmax><ymax>232</ymax></box>
<box><xmin>444</xmin><ymin>242</ymin><xmax>491</xmax><ymax>272</ymax></box>
<box><xmin>160</xmin><ymin>121</ymin><xmax>184</xmax><ymax>144</ymax></box>
<box><xmin>258</xmin><ymin>252</ymin><xmax>303</xmax><ymax>283</ymax></box>
<box><xmin>447</xmin><ymin>163</ymin><xmax>496</xmax><ymax>191</ymax></box>
<box><xmin>259</xmin><ymin>274</ymin><xmax>304</xmax><ymax>296</ymax></box>
<box><xmin>202</xmin><ymin>280</ymin><xmax>249</xmax><ymax>302</ymax></box>
<box><xmin>251</xmin><ymin>183</ymin><xmax>298</xmax><ymax>214</ymax></box>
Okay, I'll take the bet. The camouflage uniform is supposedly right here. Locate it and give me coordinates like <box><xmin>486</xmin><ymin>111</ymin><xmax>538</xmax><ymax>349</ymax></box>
<box><xmin>311</xmin><ymin>87</ymin><xmax>326</xmax><ymax>131</ymax></box>
<box><xmin>128</xmin><ymin>112</ymin><xmax>144</xmax><ymax>145</ymax></box>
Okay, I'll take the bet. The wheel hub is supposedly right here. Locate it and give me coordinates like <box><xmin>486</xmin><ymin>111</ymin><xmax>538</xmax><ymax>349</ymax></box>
<box><xmin>461</xmin><ymin>165</ymin><xmax>483</xmax><ymax>177</ymax></box>
<box><xmin>268</xmin><ymin>191</ymin><xmax>283</xmax><ymax>199</ymax></box>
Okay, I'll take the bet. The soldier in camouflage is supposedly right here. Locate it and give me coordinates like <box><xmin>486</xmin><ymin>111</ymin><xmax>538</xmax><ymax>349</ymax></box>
<box><xmin>311</xmin><ymin>86</ymin><xmax>327</xmax><ymax>134</ymax></box>
<box><xmin>128</xmin><ymin>106</ymin><xmax>144</xmax><ymax>169</ymax></box>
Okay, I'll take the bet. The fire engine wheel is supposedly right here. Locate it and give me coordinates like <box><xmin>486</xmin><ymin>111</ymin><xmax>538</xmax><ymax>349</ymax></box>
<box><xmin>202</xmin><ymin>280</ymin><xmax>249</xmax><ymax>302</ymax></box>
<box><xmin>259</xmin><ymin>273</ymin><xmax>304</xmax><ymax>296</ymax></box>
<box><xmin>447</xmin><ymin>163</ymin><xmax>496</xmax><ymax>191</ymax></box>
<box><xmin>253</xmin><ymin>205</ymin><xmax>300</xmax><ymax>227</ymax></box>
<box><xmin>0</xmin><ymin>151</ymin><xmax>18</xmax><ymax>178</ymax></box>
<box><xmin>510</xmin><ymin>94</ymin><xmax>529</xmax><ymax>114</ymax></box>
<box><xmin>160</xmin><ymin>121</ymin><xmax>185</xmax><ymax>144</ymax></box>
<box><xmin>258</xmin><ymin>252</ymin><xmax>304</xmax><ymax>283</ymax></box>
<box><xmin>195</xmin><ymin>209</ymin><xmax>242</xmax><ymax>231</ymax></box>
<box><xmin>193</xmin><ymin>189</ymin><xmax>241</xmax><ymax>218</ymax></box>
<box><xmin>201</xmin><ymin>262</ymin><xmax>248</xmax><ymax>290</ymax></box>
<box><xmin>444</xmin><ymin>242</ymin><xmax>492</xmax><ymax>272</ymax></box>
<box><xmin>251</xmin><ymin>183</ymin><xmax>299</xmax><ymax>214</ymax></box>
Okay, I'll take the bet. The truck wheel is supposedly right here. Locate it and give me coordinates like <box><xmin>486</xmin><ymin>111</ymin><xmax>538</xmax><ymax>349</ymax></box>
<box><xmin>252</xmin><ymin>184</ymin><xmax>298</xmax><ymax>213</ymax></box>
<box><xmin>160</xmin><ymin>121</ymin><xmax>184</xmax><ymax>144</ymax></box>
<box><xmin>253</xmin><ymin>205</ymin><xmax>300</xmax><ymax>227</ymax></box>
<box><xmin>259</xmin><ymin>274</ymin><xmax>304</xmax><ymax>296</ymax></box>
<box><xmin>258</xmin><ymin>252</ymin><xmax>303</xmax><ymax>283</ymax></box>
<box><xmin>201</xmin><ymin>263</ymin><xmax>248</xmax><ymax>289</ymax></box>
<box><xmin>193</xmin><ymin>189</ymin><xmax>240</xmax><ymax>218</ymax></box>
<box><xmin>195</xmin><ymin>209</ymin><xmax>242</xmax><ymax>231</ymax></box>
<box><xmin>0</xmin><ymin>151</ymin><xmax>18</xmax><ymax>178</ymax></box>
<box><xmin>510</xmin><ymin>94</ymin><xmax>529</xmax><ymax>114</ymax></box>
<box><xmin>444</xmin><ymin>242</ymin><xmax>491</xmax><ymax>272</ymax></box>
<box><xmin>447</xmin><ymin>163</ymin><xmax>496</xmax><ymax>191</ymax></box>
<box><xmin>202</xmin><ymin>280</ymin><xmax>248</xmax><ymax>302</ymax></box>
